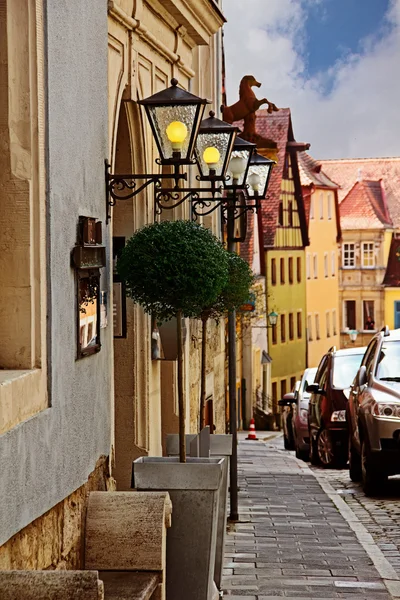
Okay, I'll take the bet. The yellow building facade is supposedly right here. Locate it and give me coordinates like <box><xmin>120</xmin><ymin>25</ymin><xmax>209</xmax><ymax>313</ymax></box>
<box><xmin>256</xmin><ymin>109</ymin><xmax>309</xmax><ymax>418</ymax></box>
<box><xmin>298</xmin><ymin>152</ymin><xmax>341</xmax><ymax>367</ymax></box>
<box><xmin>107</xmin><ymin>0</ymin><xmax>226</xmax><ymax>487</ymax></box>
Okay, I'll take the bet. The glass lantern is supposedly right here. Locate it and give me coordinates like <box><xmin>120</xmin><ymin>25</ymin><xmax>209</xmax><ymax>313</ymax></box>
<box><xmin>247</xmin><ymin>151</ymin><xmax>275</xmax><ymax>199</ymax></box>
<box><xmin>225</xmin><ymin>136</ymin><xmax>256</xmax><ymax>189</ymax></box>
<box><xmin>138</xmin><ymin>78</ymin><xmax>209</xmax><ymax>165</ymax></box>
<box><xmin>195</xmin><ymin>111</ymin><xmax>238</xmax><ymax>180</ymax></box>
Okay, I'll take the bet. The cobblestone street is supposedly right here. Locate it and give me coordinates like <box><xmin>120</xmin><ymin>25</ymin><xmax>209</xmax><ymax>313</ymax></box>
<box><xmin>222</xmin><ymin>434</ymin><xmax>400</xmax><ymax>599</ymax></box>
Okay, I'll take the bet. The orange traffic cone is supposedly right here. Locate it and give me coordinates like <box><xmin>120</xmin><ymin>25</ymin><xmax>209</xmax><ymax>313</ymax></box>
<box><xmin>247</xmin><ymin>418</ymin><xmax>258</xmax><ymax>440</ymax></box>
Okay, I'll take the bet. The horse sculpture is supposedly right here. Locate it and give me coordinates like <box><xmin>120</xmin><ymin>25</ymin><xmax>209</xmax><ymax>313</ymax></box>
<box><xmin>222</xmin><ymin>75</ymin><xmax>279</xmax><ymax>141</ymax></box>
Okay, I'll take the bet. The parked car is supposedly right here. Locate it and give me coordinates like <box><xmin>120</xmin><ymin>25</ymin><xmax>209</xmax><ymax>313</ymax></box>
<box><xmin>347</xmin><ymin>327</ymin><xmax>400</xmax><ymax>495</ymax></box>
<box><xmin>308</xmin><ymin>346</ymin><xmax>366</xmax><ymax>467</ymax></box>
<box><xmin>292</xmin><ymin>367</ymin><xmax>317</xmax><ymax>460</ymax></box>
<box><xmin>279</xmin><ymin>382</ymin><xmax>300</xmax><ymax>450</ymax></box>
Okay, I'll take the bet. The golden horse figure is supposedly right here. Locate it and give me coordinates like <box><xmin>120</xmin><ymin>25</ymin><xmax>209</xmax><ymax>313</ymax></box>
<box><xmin>222</xmin><ymin>75</ymin><xmax>279</xmax><ymax>140</ymax></box>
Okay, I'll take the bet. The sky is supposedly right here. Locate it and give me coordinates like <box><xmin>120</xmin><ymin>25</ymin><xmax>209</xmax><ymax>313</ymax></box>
<box><xmin>222</xmin><ymin>0</ymin><xmax>400</xmax><ymax>159</ymax></box>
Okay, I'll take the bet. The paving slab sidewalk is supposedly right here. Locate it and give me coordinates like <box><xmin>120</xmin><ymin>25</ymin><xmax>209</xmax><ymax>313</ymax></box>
<box><xmin>222</xmin><ymin>437</ymin><xmax>397</xmax><ymax>599</ymax></box>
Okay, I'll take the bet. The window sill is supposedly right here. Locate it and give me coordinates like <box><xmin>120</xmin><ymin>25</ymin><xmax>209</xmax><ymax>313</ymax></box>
<box><xmin>0</xmin><ymin>369</ymin><xmax>47</xmax><ymax>436</ymax></box>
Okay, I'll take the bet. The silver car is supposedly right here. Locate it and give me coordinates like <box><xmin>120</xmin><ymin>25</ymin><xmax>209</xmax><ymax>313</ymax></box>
<box><xmin>292</xmin><ymin>367</ymin><xmax>317</xmax><ymax>460</ymax></box>
<box><xmin>348</xmin><ymin>327</ymin><xmax>400</xmax><ymax>495</ymax></box>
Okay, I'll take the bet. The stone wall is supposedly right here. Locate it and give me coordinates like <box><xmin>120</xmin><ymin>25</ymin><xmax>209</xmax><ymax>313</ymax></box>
<box><xmin>0</xmin><ymin>457</ymin><xmax>113</xmax><ymax>571</ymax></box>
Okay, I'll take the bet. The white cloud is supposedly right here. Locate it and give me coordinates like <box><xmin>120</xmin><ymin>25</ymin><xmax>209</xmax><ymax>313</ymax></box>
<box><xmin>222</xmin><ymin>0</ymin><xmax>400</xmax><ymax>158</ymax></box>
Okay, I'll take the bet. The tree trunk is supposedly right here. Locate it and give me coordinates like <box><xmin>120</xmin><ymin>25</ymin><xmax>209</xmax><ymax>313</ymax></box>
<box><xmin>199</xmin><ymin>314</ymin><xmax>208</xmax><ymax>431</ymax></box>
<box><xmin>177</xmin><ymin>310</ymin><xmax>186</xmax><ymax>463</ymax></box>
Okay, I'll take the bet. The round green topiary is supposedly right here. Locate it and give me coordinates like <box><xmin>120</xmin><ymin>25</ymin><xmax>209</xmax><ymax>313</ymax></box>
<box><xmin>117</xmin><ymin>219</ymin><xmax>230</xmax><ymax>321</ymax></box>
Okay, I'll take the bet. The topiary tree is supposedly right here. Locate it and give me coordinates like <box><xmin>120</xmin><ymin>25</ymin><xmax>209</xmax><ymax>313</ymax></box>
<box><xmin>117</xmin><ymin>219</ymin><xmax>229</xmax><ymax>462</ymax></box>
<box><xmin>199</xmin><ymin>251</ymin><xmax>254</xmax><ymax>430</ymax></box>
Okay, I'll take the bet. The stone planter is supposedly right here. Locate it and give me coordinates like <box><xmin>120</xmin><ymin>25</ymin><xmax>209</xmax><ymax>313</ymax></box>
<box><xmin>165</xmin><ymin>433</ymin><xmax>233</xmax><ymax>590</ymax></box>
<box><xmin>132</xmin><ymin>456</ymin><xmax>223</xmax><ymax>600</ymax></box>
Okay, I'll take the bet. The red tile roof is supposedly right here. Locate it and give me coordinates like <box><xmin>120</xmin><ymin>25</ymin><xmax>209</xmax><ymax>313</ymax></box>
<box><xmin>234</xmin><ymin>109</ymin><xmax>309</xmax><ymax>248</ymax></box>
<box><xmin>339</xmin><ymin>180</ymin><xmax>393</xmax><ymax>230</ymax></box>
<box><xmin>320</xmin><ymin>158</ymin><xmax>400</xmax><ymax>228</ymax></box>
<box><xmin>298</xmin><ymin>152</ymin><xmax>339</xmax><ymax>189</ymax></box>
<box><xmin>383</xmin><ymin>235</ymin><xmax>400</xmax><ymax>287</ymax></box>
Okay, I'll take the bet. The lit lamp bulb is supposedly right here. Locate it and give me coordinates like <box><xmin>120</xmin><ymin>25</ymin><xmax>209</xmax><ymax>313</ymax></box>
<box><xmin>248</xmin><ymin>171</ymin><xmax>261</xmax><ymax>192</ymax></box>
<box><xmin>229</xmin><ymin>156</ymin><xmax>246</xmax><ymax>182</ymax></box>
<box><xmin>203</xmin><ymin>146</ymin><xmax>220</xmax><ymax>170</ymax></box>
<box><xmin>166</xmin><ymin>120</ymin><xmax>188</xmax><ymax>151</ymax></box>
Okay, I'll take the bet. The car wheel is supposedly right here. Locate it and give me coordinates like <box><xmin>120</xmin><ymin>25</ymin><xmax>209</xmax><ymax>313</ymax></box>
<box><xmin>309</xmin><ymin>430</ymin><xmax>320</xmax><ymax>465</ymax></box>
<box><xmin>348</xmin><ymin>432</ymin><xmax>362</xmax><ymax>482</ymax></box>
<box><xmin>317</xmin><ymin>428</ymin><xmax>336</xmax><ymax>468</ymax></box>
<box><xmin>361</xmin><ymin>438</ymin><xmax>387</xmax><ymax>496</ymax></box>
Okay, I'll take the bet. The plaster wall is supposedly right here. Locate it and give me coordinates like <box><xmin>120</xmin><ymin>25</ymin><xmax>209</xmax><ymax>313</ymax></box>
<box><xmin>306</xmin><ymin>188</ymin><xmax>340</xmax><ymax>367</ymax></box>
<box><xmin>107</xmin><ymin>0</ymin><xmax>225</xmax><ymax>471</ymax></box>
<box><xmin>0</xmin><ymin>0</ymin><xmax>112</xmax><ymax>547</ymax></box>
<box><xmin>266</xmin><ymin>249</ymin><xmax>307</xmax><ymax>404</ymax></box>
<box><xmin>339</xmin><ymin>228</ymin><xmax>389</xmax><ymax>339</ymax></box>
<box><xmin>384</xmin><ymin>289</ymin><xmax>400</xmax><ymax>330</ymax></box>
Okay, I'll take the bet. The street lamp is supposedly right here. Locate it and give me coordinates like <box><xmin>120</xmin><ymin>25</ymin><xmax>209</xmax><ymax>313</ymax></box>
<box><xmin>349</xmin><ymin>330</ymin><xmax>358</xmax><ymax>343</ymax></box>
<box><xmin>267</xmin><ymin>311</ymin><xmax>279</xmax><ymax>327</ymax></box>
<box><xmin>247</xmin><ymin>152</ymin><xmax>275</xmax><ymax>204</ymax></box>
<box><xmin>137</xmin><ymin>78</ymin><xmax>208</xmax><ymax>165</ymax></box>
<box><xmin>104</xmin><ymin>79</ymin><xmax>275</xmax><ymax>524</ymax></box>
<box><xmin>195</xmin><ymin>111</ymin><xmax>238</xmax><ymax>180</ymax></box>
<box><xmin>225</xmin><ymin>136</ymin><xmax>255</xmax><ymax>188</ymax></box>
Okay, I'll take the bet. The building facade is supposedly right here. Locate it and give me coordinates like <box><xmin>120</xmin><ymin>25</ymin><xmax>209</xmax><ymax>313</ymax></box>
<box><xmin>337</xmin><ymin>180</ymin><xmax>393</xmax><ymax>348</ymax></box>
<box><xmin>298</xmin><ymin>152</ymin><xmax>341</xmax><ymax>367</ymax></box>
<box><xmin>321</xmin><ymin>157</ymin><xmax>400</xmax><ymax>340</ymax></box>
<box><xmin>257</xmin><ymin>110</ymin><xmax>310</xmax><ymax>417</ymax></box>
<box><xmin>240</xmin><ymin>212</ymin><xmax>271</xmax><ymax>429</ymax></box>
<box><xmin>107</xmin><ymin>0</ymin><xmax>226</xmax><ymax>487</ymax></box>
<box><xmin>383</xmin><ymin>234</ymin><xmax>400</xmax><ymax>329</ymax></box>
<box><xmin>0</xmin><ymin>0</ymin><xmax>227</xmax><ymax>569</ymax></box>
<box><xmin>0</xmin><ymin>0</ymin><xmax>113</xmax><ymax>568</ymax></box>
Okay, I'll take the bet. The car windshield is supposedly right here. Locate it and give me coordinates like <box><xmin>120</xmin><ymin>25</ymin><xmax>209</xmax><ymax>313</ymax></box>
<box><xmin>376</xmin><ymin>341</ymin><xmax>400</xmax><ymax>381</ymax></box>
<box><xmin>332</xmin><ymin>354</ymin><xmax>364</xmax><ymax>389</ymax></box>
<box><xmin>302</xmin><ymin>368</ymin><xmax>317</xmax><ymax>398</ymax></box>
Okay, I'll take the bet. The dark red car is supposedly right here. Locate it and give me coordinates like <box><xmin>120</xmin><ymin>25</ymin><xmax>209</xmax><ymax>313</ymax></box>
<box><xmin>307</xmin><ymin>346</ymin><xmax>366</xmax><ymax>467</ymax></box>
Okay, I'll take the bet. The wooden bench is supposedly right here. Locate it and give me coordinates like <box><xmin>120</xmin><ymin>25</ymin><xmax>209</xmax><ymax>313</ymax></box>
<box><xmin>0</xmin><ymin>491</ymin><xmax>172</xmax><ymax>600</ymax></box>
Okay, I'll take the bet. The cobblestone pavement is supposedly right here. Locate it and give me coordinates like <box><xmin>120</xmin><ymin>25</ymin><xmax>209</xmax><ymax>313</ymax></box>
<box><xmin>306</xmin><ymin>444</ymin><xmax>400</xmax><ymax>577</ymax></box>
<box><xmin>222</xmin><ymin>436</ymin><xmax>396</xmax><ymax>599</ymax></box>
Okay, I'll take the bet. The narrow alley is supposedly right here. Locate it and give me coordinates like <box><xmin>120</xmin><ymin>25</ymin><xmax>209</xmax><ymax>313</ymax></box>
<box><xmin>223</xmin><ymin>434</ymin><xmax>400</xmax><ymax>599</ymax></box>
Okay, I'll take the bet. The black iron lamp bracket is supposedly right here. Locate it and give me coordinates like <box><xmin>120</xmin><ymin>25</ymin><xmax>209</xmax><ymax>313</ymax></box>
<box><xmin>105</xmin><ymin>159</ymin><xmax>264</xmax><ymax>226</ymax></box>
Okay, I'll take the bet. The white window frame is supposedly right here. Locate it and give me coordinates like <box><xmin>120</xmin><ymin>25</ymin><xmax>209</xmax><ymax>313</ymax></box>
<box><xmin>331</xmin><ymin>250</ymin><xmax>336</xmax><ymax>276</ymax></box>
<box><xmin>362</xmin><ymin>242</ymin><xmax>375</xmax><ymax>268</ymax></box>
<box><xmin>324</xmin><ymin>252</ymin><xmax>328</xmax><ymax>278</ymax></box>
<box><xmin>313</xmin><ymin>253</ymin><xmax>318</xmax><ymax>279</ymax></box>
<box><xmin>319</xmin><ymin>192</ymin><xmax>323</xmax><ymax>219</ymax></box>
<box><xmin>343</xmin><ymin>299</ymin><xmax>357</xmax><ymax>331</ymax></box>
<box><xmin>342</xmin><ymin>242</ymin><xmax>355</xmax><ymax>268</ymax></box>
<box><xmin>306</xmin><ymin>253</ymin><xmax>311</xmax><ymax>279</ymax></box>
<box><xmin>362</xmin><ymin>300</ymin><xmax>375</xmax><ymax>331</ymax></box>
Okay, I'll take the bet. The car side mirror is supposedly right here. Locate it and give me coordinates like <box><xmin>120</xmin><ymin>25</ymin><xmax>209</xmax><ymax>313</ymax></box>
<box><xmin>306</xmin><ymin>384</ymin><xmax>319</xmax><ymax>393</ymax></box>
<box><xmin>306</xmin><ymin>383</ymin><xmax>326</xmax><ymax>396</ymax></box>
<box><xmin>358</xmin><ymin>365</ymin><xmax>367</xmax><ymax>388</ymax></box>
<box><xmin>278</xmin><ymin>398</ymin><xmax>295</xmax><ymax>407</ymax></box>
